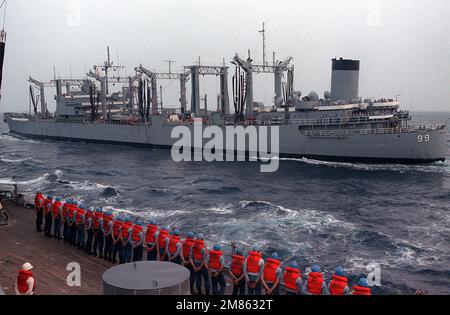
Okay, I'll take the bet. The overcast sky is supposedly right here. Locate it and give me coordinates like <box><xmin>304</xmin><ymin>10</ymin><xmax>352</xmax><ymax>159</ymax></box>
<box><xmin>1</xmin><ymin>0</ymin><xmax>449</xmax><ymax>113</ymax></box>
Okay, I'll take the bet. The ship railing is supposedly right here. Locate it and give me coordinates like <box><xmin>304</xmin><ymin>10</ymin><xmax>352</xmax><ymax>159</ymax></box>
<box><xmin>302</xmin><ymin>125</ymin><xmax>446</xmax><ymax>137</ymax></box>
<box><xmin>287</xmin><ymin>115</ymin><xmax>404</xmax><ymax>126</ymax></box>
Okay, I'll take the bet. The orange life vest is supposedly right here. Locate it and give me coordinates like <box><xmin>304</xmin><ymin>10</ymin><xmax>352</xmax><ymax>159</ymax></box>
<box><xmin>62</xmin><ymin>203</ymin><xmax>70</xmax><ymax>219</ymax></box>
<box><xmin>182</xmin><ymin>237</ymin><xmax>195</xmax><ymax>259</ymax></box>
<box><xmin>113</xmin><ymin>219</ymin><xmax>123</xmax><ymax>238</ymax></box>
<box><xmin>284</xmin><ymin>267</ymin><xmax>301</xmax><ymax>291</ymax></box>
<box><xmin>43</xmin><ymin>198</ymin><xmax>52</xmax><ymax>214</ymax></box>
<box><xmin>34</xmin><ymin>193</ymin><xmax>44</xmax><ymax>209</ymax></box>
<box><xmin>307</xmin><ymin>272</ymin><xmax>324</xmax><ymax>295</ymax></box>
<box><xmin>92</xmin><ymin>212</ymin><xmax>103</xmax><ymax>230</ymax></box>
<box><xmin>145</xmin><ymin>224</ymin><xmax>158</xmax><ymax>244</ymax></box>
<box><xmin>352</xmin><ymin>285</ymin><xmax>371</xmax><ymax>295</ymax></box>
<box><xmin>158</xmin><ymin>229</ymin><xmax>169</xmax><ymax>249</ymax></box>
<box><xmin>52</xmin><ymin>201</ymin><xmax>61</xmax><ymax>218</ymax></box>
<box><xmin>168</xmin><ymin>234</ymin><xmax>180</xmax><ymax>254</ymax></box>
<box><xmin>103</xmin><ymin>214</ymin><xmax>113</xmax><ymax>233</ymax></box>
<box><xmin>68</xmin><ymin>205</ymin><xmax>76</xmax><ymax>221</ymax></box>
<box><xmin>263</xmin><ymin>258</ymin><xmax>281</xmax><ymax>283</ymax></box>
<box><xmin>76</xmin><ymin>208</ymin><xmax>85</xmax><ymax>225</ymax></box>
<box><xmin>231</xmin><ymin>255</ymin><xmax>245</xmax><ymax>277</ymax></box>
<box><xmin>208</xmin><ymin>249</ymin><xmax>223</xmax><ymax>270</ymax></box>
<box><xmin>329</xmin><ymin>274</ymin><xmax>348</xmax><ymax>295</ymax></box>
<box><xmin>121</xmin><ymin>222</ymin><xmax>132</xmax><ymax>239</ymax></box>
<box><xmin>192</xmin><ymin>239</ymin><xmax>206</xmax><ymax>261</ymax></box>
<box><xmin>132</xmin><ymin>224</ymin><xmax>143</xmax><ymax>242</ymax></box>
<box><xmin>17</xmin><ymin>270</ymin><xmax>35</xmax><ymax>294</ymax></box>
<box><xmin>246</xmin><ymin>251</ymin><xmax>262</xmax><ymax>274</ymax></box>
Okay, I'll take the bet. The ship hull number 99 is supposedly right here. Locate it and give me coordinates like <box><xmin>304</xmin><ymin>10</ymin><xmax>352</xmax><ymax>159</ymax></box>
<box><xmin>417</xmin><ymin>134</ymin><xmax>430</xmax><ymax>143</ymax></box>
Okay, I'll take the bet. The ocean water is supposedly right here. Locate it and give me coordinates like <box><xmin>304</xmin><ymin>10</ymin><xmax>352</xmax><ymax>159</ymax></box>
<box><xmin>1</xmin><ymin>112</ymin><xmax>449</xmax><ymax>294</ymax></box>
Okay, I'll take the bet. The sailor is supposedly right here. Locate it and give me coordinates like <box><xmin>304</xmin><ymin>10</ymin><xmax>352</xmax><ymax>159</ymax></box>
<box><xmin>51</xmin><ymin>197</ymin><xmax>62</xmax><ymax>239</ymax></box>
<box><xmin>102</xmin><ymin>210</ymin><xmax>114</xmax><ymax>262</ymax></box>
<box><xmin>15</xmin><ymin>262</ymin><xmax>35</xmax><ymax>295</ymax></box>
<box><xmin>131</xmin><ymin>219</ymin><xmax>144</xmax><ymax>261</ymax></box>
<box><xmin>208</xmin><ymin>244</ymin><xmax>226</xmax><ymax>295</ymax></box>
<box><xmin>43</xmin><ymin>195</ymin><xmax>53</xmax><ymax>237</ymax></box>
<box><xmin>167</xmin><ymin>229</ymin><xmax>182</xmax><ymax>264</ymax></box>
<box><xmin>111</xmin><ymin>215</ymin><xmax>124</xmax><ymax>264</ymax></box>
<box><xmin>61</xmin><ymin>199</ymin><xmax>71</xmax><ymax>242</ymax></box>
<box><xmin>228</xmin><ymin>248</ymin><xmax>246</xmax><ymax>295</ymax></box>
<box><xmin>262</xmin><ymin>252</ymin><xmax>282</xmax><ymax>295</ymax></box>
<box><xmin>157</xmin><ymin>226</ymin><xmax>170</xmax><ymax>261</ymax></box>
<box><xmin>121</xmin><ymin>217</ymin><xmax>133</xmax><ymax>263</ymax></box>
<box><xmin>144</xmin><ymin>219</ymin><xmax>159</xmax><ymax>261</ymax></box>
<box><xmin>68</xmin><ymin>201</ymin><xmax>78</xmax><ymax>246</ymax></box>
<box><xmin>190</xmin><ymin>233</ymin><xmax>210</xmax><ymax>295</ymax></box>
<box><xmin>34</xmin><ymin>192</ymin><xmax>44</xmax><ymax>232</ymax></box>
<box><xmin>84</xmin><ymin>209</ymin><xmax>94</xmax><ymax>255</ymax></box>
<box><xmin>75</xmin><ymin>204</ymin><xmax>86</xmax><ymax>250</ymax></box>
<box><xmin>243</xmin><ymin>245</ymin><xmax>264</xmax><ymax>295</ymax></box>
<box><xmin>283</xmin><ymin>261</ymin><xmax>302</xmax><ymax>295</ymax></box>
<box><xmin>92</xmin><ymin>207</ymin><xmax>105</xmax><ymax>258</ymax></box>
<box><xmin>302</xmin><ymin>265</ymin><xmax>329</xmax><ymax>295</ymax></box>
<box><xmin>328</xmin><ymin>266</ymin><xmax>350</xmax><ymax>295</ymax></box>
<box><xmin>352</xmin><ymin>278</ymin><xmax>371</xmax><ymax>295</ymax></box>
<box><xmin>181</xmin><ymin>231</ymin><xmax>196</xmax><ymax>294</ymax></box>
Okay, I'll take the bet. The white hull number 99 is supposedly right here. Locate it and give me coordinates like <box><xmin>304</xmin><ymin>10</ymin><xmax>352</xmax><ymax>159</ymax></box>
<box><xmin>417</xmin><ymin>134</ymin><xmax>430</xmax><ymax>143</ymax></box>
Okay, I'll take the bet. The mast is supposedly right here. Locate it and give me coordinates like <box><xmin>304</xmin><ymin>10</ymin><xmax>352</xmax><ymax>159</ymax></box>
<box><xmin>0</xmin><ymin>0</ymin><xmax>7</xmax><ymax>100</ymax></box>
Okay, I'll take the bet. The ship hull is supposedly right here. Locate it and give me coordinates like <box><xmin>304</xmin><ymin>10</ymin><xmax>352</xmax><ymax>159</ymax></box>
<box><xmin>5</xmin><ymin>117</ymin><xmax>447</xmax><ymax>163</ymax></box>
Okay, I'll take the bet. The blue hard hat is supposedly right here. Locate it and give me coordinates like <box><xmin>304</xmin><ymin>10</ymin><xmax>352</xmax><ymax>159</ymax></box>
<box><xmin>311</xmin><ymin>265</ymin><xmax>321</xmax><ymax>272</ymax></box>
<box><xmin>186</xmin><ymin>231</ymin><xmax>194</xmax><ymax>238</ymax></box>
<box><xmin>290</xmin><ymin>261</ymin><xmax>299</xmax><ymax>269</ymax></box>
<box><xmin>213</xmin><ymin>244</ymin><xmax>221</xmax><ymax>251</ymax></box>
<box><xmin>55</xmin><ymin>197</ymin><xmax>62</xmax><ymax>201</ymax></box>
<box><xmin>271</xmin><ymin>252</ymin><xmax>279</xmax><ymax>259</ymax></box>
<box><xmin>251</xmin><ymin>245</ymin><xmax>261</xmax><ymax>252</ymax></box>
<box><xmin>96</xmin><ymin>207</ymin><xmax>103</xmax><ymax>212</ymax></box>
<box><xmin>358</xmin><ymin>278</ymin><xmax>369</xmax><ymax>287</ymax></box>
<box><xmin>47</xmin><ymin>195</ymin><xmax>52</xmax><ymax>199</ymax></box>
<box><xmin>172</xmin><ymin>229</ymin><xmax>180</xmax><ymax>235</ymax></box>
<box><xmin>78</xmin><ymin>204</ymin><xmax>85</xmax><ymax>209</ymax></box>
<box><xmin>235</xmin><ymin>248</ymin><xmax>243</xmax><ymax>255</ymax></box>
<box><xmin>335</xmin><ymin>266</ymin><xmax>345</xmax><ymax>276</ymax></box>
<box><xmin>196</xmin><ymin>233</ymin><xmax>204</xmax><ymax>240</ymax></box>
<box><xmin>149</xmin><ymin>219</ymin><xmax>157</xmax><ymax>225</ymax></box>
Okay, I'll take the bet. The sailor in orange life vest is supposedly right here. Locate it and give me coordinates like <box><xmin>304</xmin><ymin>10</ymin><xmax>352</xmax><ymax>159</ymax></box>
<box><xmin>208</xmin><ymin>244</ymin><xmax>226</xmax><ymax>295</ymax></box>
<box><xmin>84</xmin><ymin>208</ymin><xmax>94</xmax><ymax>255</ymax></box>
<box><xmin>61</xmin><ymin>199</ymin><xmax>71</xmax><ymax>242</ymax></box>
<box><xmin>243</xmin><ymin>245</ymin><xmax>264</xmax><ymax>295</ymax></box>
<box><xmin>190</xmin><ymin>233</ymin><xmax>210</xmax><ymax>295</ymax></box>
<box><xmin>181</xmin><ymin>231</ymin><xmax>196</xmax><ymax>294</ymax></box>
<box><xmin>262</xmin><ymin>252</ymin><xmax>283</xmax><ymax>295</ymax></box>
<box><xmin>121</xmin><ymin>217</ymin><xmax>133</xmax><ymax>263</ymax></box>
<box><xmin>75</xmin><ymin>204</ymin><xmax>86</xmax><ymax>250</ymax></box>
<box><xmin>144</xmin><ymin>219</ymin><xmax>159</xmax><ymax>261</ymax></box>
<box><xmin>228</xmin><ymin>248</ymin><xmax>246</xmax><ymax>295</ymax></box>
<box><xmin>51</xmin><ymin>197</ymin><xmax>63</xmax><ymax>239</ymax></box>
<box><xmin>328</xmin><ymin>266</ymin><xmax>350</xmax><ymax>295</ymax></box>
<box><xmin>111</xmin><ymin>215</ymin><xmax>124</xmax><ymax>264</ymax></box>
<box><xmin>103</xmin><ymin>210</ymin><xmax>114</xmax><ymax>262</ymax></box>
<box><xmin>352</xmin><ymin>278</ymin><xmax>371</xmax><ymax>295</ymax></box>
<box><xmin>15</xmin><ymin>262</ymin><xmax>35</xmax><ymax>295</ymax></box>
<box><xmin>301</xmin><ymin>265</ymin><xmax>329</xmax><ymax>295</ymax></box>
<box><xmin>283</xmin><ymin>261</ymin><xmax>302</xmax><ymax>295</ymax></box>
<box><xmin>68</xmin><ymin>201</ymin><xmax>78</xmax><ymax>246</ymax></box>
<box><xmin>92</xmin><ymin>208</ymin><xmax>105</xmax><ymax>258</ymax></box>
<box><xmin>157</xmin><ymin>226</ymin><xmax>170</xmax><ymax>261</ymax></box>
<box><xmin>34</xmin><ymin>192</ymin><xmax>44</xmax><ymax>232</ymax></box>
<box><xmin>43</xmin><ymin>195</ymin><xmax>53</xmax><ymax>237</ymax></box>
<box><xmin>131</xmin><ymin>220</ymin><xmax>144</xmax><ymax>261</ymax></box>
<box><xmin>166</xmin><ymin>229</ymin><xmax>182</xmax><ymax>264</ymax></box>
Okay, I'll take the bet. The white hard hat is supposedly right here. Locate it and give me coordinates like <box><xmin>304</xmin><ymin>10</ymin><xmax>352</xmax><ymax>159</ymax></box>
<box><xmin>22</xmin><ymin>262</ymin><xmax>34</xmax><ymax>271</ymax></box>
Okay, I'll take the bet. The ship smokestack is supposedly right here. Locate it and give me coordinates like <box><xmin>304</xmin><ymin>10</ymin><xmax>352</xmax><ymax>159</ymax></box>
<box><xmin>330</xmin><ymin>58</ymin><xmax>360</xmax><ymax>102</ymax></box>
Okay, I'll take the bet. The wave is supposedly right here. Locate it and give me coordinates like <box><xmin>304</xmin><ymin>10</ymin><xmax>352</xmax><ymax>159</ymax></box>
<box><xmin>279</xmin><ymin>157</ymin><xmax>450</xmax><ymax>174</ymax></box>
<box><xmin>0</xmin><ymin>133</ymin><xmax>38</xmax><ymax>144</ymax></box>
<box><xmin>0</xmin><ymin>157</ymin><xmax>33</xmax><ymax>163</ymax></box>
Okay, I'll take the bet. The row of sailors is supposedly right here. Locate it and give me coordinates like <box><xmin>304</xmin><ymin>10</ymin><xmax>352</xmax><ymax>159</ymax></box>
<box><xmin>34</xmin><ymin>192</ymin><xmax>371</xmax><ymax>296</ymax></box>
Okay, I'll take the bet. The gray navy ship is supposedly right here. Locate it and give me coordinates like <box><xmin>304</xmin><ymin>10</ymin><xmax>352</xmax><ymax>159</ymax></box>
<box><xmin>3</xmin><ymin>47</ymin><xmax>447</xmax><ymax>164</ymax></box>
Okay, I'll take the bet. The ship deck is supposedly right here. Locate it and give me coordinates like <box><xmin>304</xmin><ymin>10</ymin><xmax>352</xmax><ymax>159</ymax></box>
<box><xmin>0</xmin><ymin>202</ymin><xmax>108</xmax><ymax>295</ymax></box>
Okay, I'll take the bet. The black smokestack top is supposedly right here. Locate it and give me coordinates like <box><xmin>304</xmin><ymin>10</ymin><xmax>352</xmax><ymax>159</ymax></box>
<box><xmin>332</xmin><ymin>58</ymin><xmax>360</xmax><ymax>71</ymax></box>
